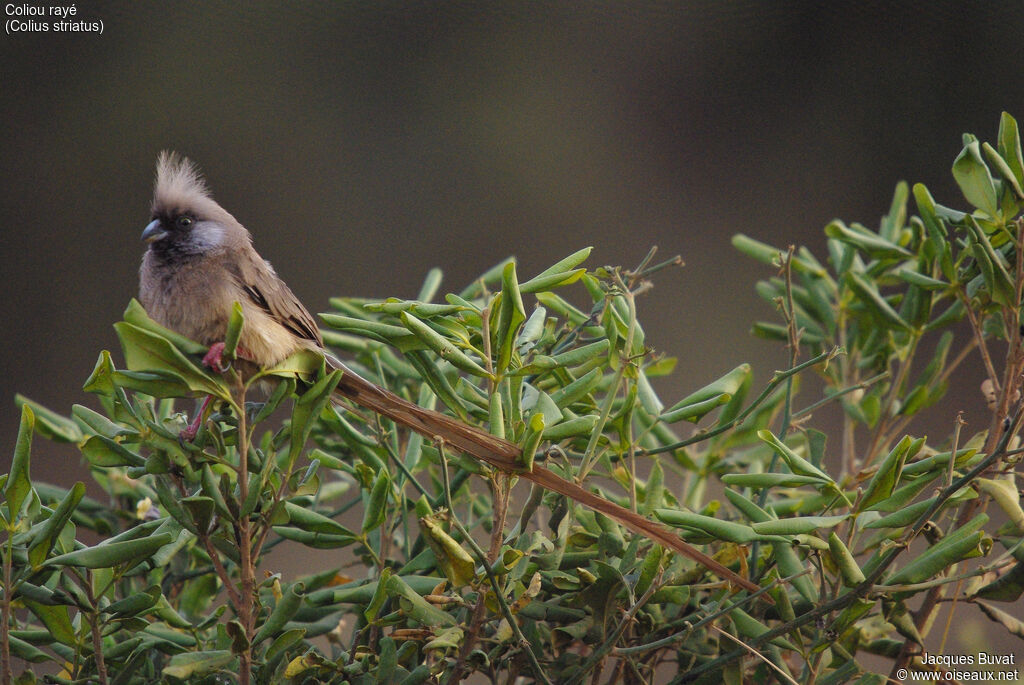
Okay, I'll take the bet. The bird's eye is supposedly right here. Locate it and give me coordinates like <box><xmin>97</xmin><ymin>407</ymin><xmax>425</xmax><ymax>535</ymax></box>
<box><xmin>176</xmin><ymin>215</ymin><xmax>194</xmax><ymax>229</ymax></box>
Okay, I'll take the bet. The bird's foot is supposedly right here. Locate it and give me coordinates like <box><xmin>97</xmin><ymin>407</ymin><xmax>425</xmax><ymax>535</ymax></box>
<box><xmin>202</xmin><ymin>342</ymin><xmax>229</xmax><ymax>373</ymax></box>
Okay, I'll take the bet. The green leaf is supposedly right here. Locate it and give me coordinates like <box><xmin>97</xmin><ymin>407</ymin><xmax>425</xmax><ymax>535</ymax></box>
<box><xmin>5</xmin><ymin>404</ymin><xmax>34</xmax><ymax>520</ymax></box>
<box><xmin>520</xmin><ymin>247</ymin><xmax>592</xmax><ymax>293</ymax></box>
<box><xmin>750</xmin><ymin>515</ymin><xmax>847</xmax><ymax>536</ymax></box>
<box><xmin>110</xmin><ymin>369</ymin><xmax>193</xmax><ymax>398</ymax></box>
<box><xmin>27</xmin><ymin>482</ymin><xmax>85</xmax><ymax>569</ymax></box>
<box><xmin>550</xmin><ymin>339</ymin><xmax>610</xmax><ymax>368</ymax></box>
<box><xmin>886</xmin><ymin>514</ymin><xmax>988</xmax><ymax>586</ymax></box>
<box><xmin>181</xmin><ymin>495</ymin><xmax>215</xmax><ymax>533</ymax></box>
<box><xmin>845</xmin><ymin>271</ymin><xmax>911</xmax><ymax>331</ymax></box>
<box><xmin>541</xmin><ymin>416</ymin><xmax>599</xmax><ymax>441</ymax></box>
<box><xmin>386</xmin><ymin>574</ymin><xmax>457</xmax><ymax>626</ymax></box>
<box><xmin>494</xmin><ymin>261</ymin><xmax>527</xmax><ymax>373</ymax></box>
<box><xmin>974</xmin><ymin>561</ymin><xmax>1024</xmax><ymax>602</ymax></box>
<box><xmin>102</xmin><ymin>586</ymin><xmax>162</xmax><ymax>618</ymax></box>
<box><xmin>828</xmin><ymin>532</ymin><xmax>866</xmax><ymax>587</ymax></box>
<box><xmin>45</xmin><ymin>533</ymin><xmax>173</xmax><ymax>569</ymax></box>
<box><xmin>223</xmin><ymin>301</ymin><xmax>245</xmax><ymax>360</ymax></box>
<box><xmin>549</xmin><ymin>368</ymin><xmax>603</xmax><ymax>409</ymax></box>
<box><xmin>732</xmin><ymin>234</ymin><xmax>784</xmax><ymax>266</ymax></box>
<box><xmin>976</xmin><ymin>600</ymin><xmax>1024</xmax><ymax>640</ymax></box>
<box><xmin>976</xmin><ymin>476</ymin><xmax>1024</xmax><ymax>533</ymax></box>
<box><xmin>24</xmin><ymin>601</ymin><xmax>76</xmax><ymax>647</ymax></box>
<box><xmin>757</xmin><ymin>430</ymin><xmax>832</xmax><ymax>482</ymax></box>
<box><xmin>519</xmin><ymin>269</ymin><xmax>586</xmax><ymax>294</ymax></box>
<box><xmin>362</xmin><ymin>469</ymin><xmax>390</xmax><ymax>533</ymax></box>
<box><xmin>952</xmin><ymin>139</ymin><xmax>1000</xmax><ymax>217</ymax></box>
<box><xmin>114</xmin><ymin>322</ymin><xmax>226</xmax><ymax>398</ymax></box>
<box><xmin>982</xmin><ymin>141</ymin><xmax>1024</xmax><ymax>200</ymax></box>
<box><xmin>14</xmin><ymin>395</ymin><xmax>83</xmax><ymax>444</ymax></box>
<box><xmin>80</xmin><ymin>435</ymin><xmax>146</xmax><ymax>468</ymax></box>
<box><xmin>662</xmin><ymin>364</ymin><xmax>751</xmax><ymax>424</ymax></box>
<box><xmin>654</xmin><ymin>509</ymin><xmax>777</xmax><ymax>544</ymax></box>
<box><xmin>71</xmin><ymin>404</ymin><xmax>134</xmax><ymax>440</ymax></box>
<box><xmin>283</xmin><ymin>501</ymin><xmax>353</xmax><ymax>536</ymax></box>
<box><xmin>83</xmin><ymin>350</ymin><xmax>117</xmax><ymax>395</ymax></box>
<box><xmin>163</xmin><ymin>650</ymin><xmax>234</xmax><ymax>679</ymax></box>
<box><xmin>272</xmin><ymin>527</ymin><xmax>357</xmax><ymax>549</ymax></box>
<box><xmin>966</xmin><ymin>216</ymin><xmax>1016</xmax><ymax>306</ymax></box>
<box><xmin>859</xmin><ymin>436</ymin><xmax>919</xmax><ymax>511</ymax></box>
<box><xmin>520</xmin><ymin>411</ymin><xmax>545</xmax><ymax>471</ymax></box>
<box><xmin>7</xmin><ymin>634</ymin><xmax>49</xmax><ymax>663</ymax></box>
<box><xmin>265</xmin><ymin>628</ymin><xmax>307</xmax><ymax>662</ymax></box>
<box><xmin>824</xmin><ymin>220</ymin><xmax>912</xmax><ymax>259</ymax></box>
<box><xmin>401</xmin><ymin>310</ymin><xmax>489</xmax><ymax>377</ymax></box>
<box><xmin>998</xmin><ymin>111</ymin><xmax>1024</xmax><ymax>191</ymax></box>
<box><xmin>417</xmin><ymin>267</ymin><xmax>444</xmax><ymax>302</ymax></box>
<box><xmin>253</xmin><ymin>582</ymin><xmax>305</xmax><ymax>645</ymax></box>
<box><xmin>288</xmin><ymin>369</ymin><xmax>342</xmax><ymax>469</ymax></box>
<box><xmin>420</xmin><ymin>514</ymin><xmax>476</xmax><ymax>587</ymax></box>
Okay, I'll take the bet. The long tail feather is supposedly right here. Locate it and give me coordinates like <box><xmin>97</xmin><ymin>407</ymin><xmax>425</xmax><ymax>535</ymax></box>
<box><xmin>330</xmin><ymin>360</ymin><xmax>760</xmax><ymax>594</ymax></box>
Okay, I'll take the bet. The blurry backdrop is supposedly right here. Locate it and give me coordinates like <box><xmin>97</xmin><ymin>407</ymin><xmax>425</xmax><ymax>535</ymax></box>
<box><xmin>2</xmin><ymin>0</ymin><xmax>1024</xmax><ymax>663</ymax></box>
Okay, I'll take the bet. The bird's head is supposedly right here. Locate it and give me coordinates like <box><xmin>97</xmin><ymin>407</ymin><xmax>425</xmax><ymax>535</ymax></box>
<box><xmin>142</xmin><ymin>152</ymin><xmax>248</xmax><ymax>259</ymax></box>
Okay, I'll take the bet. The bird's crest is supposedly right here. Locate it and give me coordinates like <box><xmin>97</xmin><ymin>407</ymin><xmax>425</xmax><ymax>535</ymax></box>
<box><xmin>152</xmin><ymin>151</ymin><xmax>215</xmax><ymax>216</ymax></box>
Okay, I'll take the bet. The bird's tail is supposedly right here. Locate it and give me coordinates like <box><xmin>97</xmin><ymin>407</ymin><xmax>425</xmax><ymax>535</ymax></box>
<box><xmin>328</xmin><ymin>357</ymin><xmax>760</xmax><ymax>595</ymax></box>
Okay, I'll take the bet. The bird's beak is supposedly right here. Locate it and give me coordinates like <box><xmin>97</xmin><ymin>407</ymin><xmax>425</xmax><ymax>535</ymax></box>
<box><xmin>142</xmin><ymin>219</ymin><xmax>167</xmax><ymax>243</ymax></box>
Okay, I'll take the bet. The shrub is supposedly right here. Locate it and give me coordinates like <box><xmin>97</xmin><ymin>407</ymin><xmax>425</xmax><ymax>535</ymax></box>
<box><xmin>3</xmin><ymin>114</ymin><xmax>1024</xmax><ymax>684</ymax></box>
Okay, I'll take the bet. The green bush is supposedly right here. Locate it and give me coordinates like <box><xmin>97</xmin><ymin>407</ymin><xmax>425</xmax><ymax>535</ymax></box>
<box><xmin>4</xmin><ymin>114</ymin><xmax>1024</xmax><ymax>684</ymax></box>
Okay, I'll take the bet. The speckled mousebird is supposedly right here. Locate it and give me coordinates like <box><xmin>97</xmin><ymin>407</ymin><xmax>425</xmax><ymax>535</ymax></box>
<box><xmin>137</xmin><ymin>152</ymin><xmax>760</xmax><ymax>594</ymax></box>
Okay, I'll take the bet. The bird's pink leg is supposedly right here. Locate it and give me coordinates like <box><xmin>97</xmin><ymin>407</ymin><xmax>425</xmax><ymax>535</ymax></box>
<box><xmin>202</xmin><ymin>342</ymin><xmax>229</xmax><ymax>372</ymax></box>
<box><xmin>180</xmin><ymin>341</ymin><xmax>251</xmax><ymax>441</ymax></box>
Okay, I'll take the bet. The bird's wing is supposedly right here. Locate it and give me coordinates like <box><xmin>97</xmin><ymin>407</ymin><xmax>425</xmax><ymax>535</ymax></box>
<box><xmin>231</xmin><ymin>257</ymin><xmax>324</xmax><ymax>346</ymax></box>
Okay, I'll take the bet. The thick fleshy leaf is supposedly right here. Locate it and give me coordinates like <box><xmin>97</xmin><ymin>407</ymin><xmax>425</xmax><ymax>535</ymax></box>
<box><xmin>860</xmin><ymin>436</ymin><xmax>920</xmax><ymax>511</ymax></box>
<box><xmin>420</xmin><ymin>514</ymin><xmax>476</xmax><ymax>587</ymax></box>
<box><xmin>824</xmin><ymin>220</ymin><xmax>912</xmax><ymax>259</ymax></box>
<box><xmin>253</xmin><ymin>582</ymin><xmax>305</xmax><ymax>645</ymax></box>
<box><xmin>114</xmin><ymin>322</ymin><xmax>226</xmax><ymax>398</ymax></box>
<box><xmin>283</xmin><ymin>501</ymin><xmax>352</xmax><ymax>536</ymax></box>
<box><xmin>662</xmin><ymin>364</ymin><xmax>751</xmax><ymax>424</ymax></box>
<box><xmin>998</xmin><ymin>112</ymin><xmax>1024</xmax><ymax>190</ymax></box>
<box><xmin>401</xmin><ymin>311</ymin><xmax>489</xmax><ymax>377</ymax></box>
<box><xmin>751</xmin><ymin>515</ymin><xmax>847</xmax><ymax>536</ymax></box>
<box><xmin>80</xmin><ymin>435</ymin><xmax>146</xmax><ymax>468</ymax></box>
<box><xmin>757</xmin><ymin>430</ymin><xmax>832</xmax><ymax>482</ymax></box>
<box><xmin>361</xmin><ymin>469</ymin><xmax>390</xmax><ymax>533</ymax></box>
<box><xmin>952</xmin><ymin>140</ymin><xmax>1000</xmax><ymax>217</ymax></box>
<box><xmin>5</xmin><ymin>404</ymin><xmax>34</xmax><ymax>519</ymax></box>
<box><xmin>45</xmin><ymin>533</ymin><xmax>173</xmax><ymax>569</ymax></box>
<box><xmin>14</xmin><ymin>395</ymin><xmax>82</xmax><ymax>444</ymax></box>
<box><xmin>288</xmin><ymin>369</ymin><xmax>342</xmax><ymax>468</ymax></box>
<box><xmin>27</xmin><ymin>481</ymin><xmax>85</xmax><ymax>568</ymax></box>
<box><xmin>386</xmin><ymin>574</ymin><xmax>457</xmax><ymax>626</ymax></box>
<box><xmin>163</xmin><ymin>650</ymin><xmax>234</xmax><ymax>679</ymax></box>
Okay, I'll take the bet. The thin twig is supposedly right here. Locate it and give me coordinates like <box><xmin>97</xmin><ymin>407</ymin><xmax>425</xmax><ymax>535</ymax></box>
<box><xmin>2</xmin><ymin>525</ymin><xmax>13</xmax><ymax>685</ymax></box>
<box><xmin>437</xmin><ymin>443</ymin><xmax>553</xmax><ymax>685</ymax></box>
<box><xmin>711</xmin><ymin>625</ymin><xmax>798</xmax><ymax>685</ymax></box>
<box><xmin>233</xmin><ymin>381</ymin><xmax>255</xmax><ymax>685</ymax></box>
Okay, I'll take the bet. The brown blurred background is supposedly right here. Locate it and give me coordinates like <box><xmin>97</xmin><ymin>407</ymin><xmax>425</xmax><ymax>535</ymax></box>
<box><xmin>2</xmin><ymin>0</ymin><xmax>1023</xmax><ymax>670</ymax></box>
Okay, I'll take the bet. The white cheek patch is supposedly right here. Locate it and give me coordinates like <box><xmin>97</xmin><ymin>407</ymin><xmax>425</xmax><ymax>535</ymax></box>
<box><xmin>191</xmin><ymin>222</ymin><xmax>225</xmax><ymax>250</ymax></box>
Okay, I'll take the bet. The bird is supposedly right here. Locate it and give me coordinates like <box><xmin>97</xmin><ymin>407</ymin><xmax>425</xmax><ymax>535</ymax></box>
<box><xmin>138</xmin><ymin>151</ymin><xmax>760</xmax><ymax>595</ymax></box>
